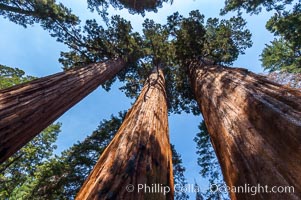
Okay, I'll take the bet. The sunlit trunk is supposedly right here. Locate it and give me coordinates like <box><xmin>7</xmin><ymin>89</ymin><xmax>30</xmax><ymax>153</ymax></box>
<box><xmin>76</xmin><ymin>67</ymin><xmax>174</xmax><ymax>200</ymax></box>
<box><xmin>0</xmin><ymin>58</ymin><xmax>125</xmax><ymax>163</ymax></box>
<box><xmin>189</xmin><ymin>61</ymin><xmax>301</xmax><ymax>200</ymax></box>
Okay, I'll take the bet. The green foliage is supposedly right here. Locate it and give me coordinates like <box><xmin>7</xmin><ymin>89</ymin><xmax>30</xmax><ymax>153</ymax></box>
<box><xmin>194</xmin><ymin>121</ymin><xmax>229</xmax><ymax>200</ymax></box>
<box><xmin>261</xmin><ymin>38</ymin><xmax>301</xmax><ymax>73</ymax></box>
<box><xmin>118</xmin><ymin>10</ymin><xmax>251</xmax><ymax>115</ymax></box>
<box><xmin>0</xmin><ymin>0</ymin><xmax>79</xmax><ymax>28</ymax></box>
<box><xmin>118</xmin><ymin>18</ymin><xmax>175</xmax><ymax>99</ymax></box>
<box><xmin>56</xmin><ymin>14</ymin><xmax>144</xmax><ymax>92</ymax></box>
<box><xmin>266</xmin><ymin>3</ymin><xmax>301</xmax><ymax>48</ymax></box>
<box><xmin>171</xmin><ymin>144</ymin><xmax>189</xmax><ymax>200</ymax></box>
<box><xmin>0</xmin><ymin>111</ymin><xmax>121</xmax><ymax>200</ymax></box>
<box><xmin>221</xmin><ymin>0</ymin><xmax>294</xmax><ymax>14</ymax></box>
<box><xmin>142</xmin><ymin>19</ymin><xmax>174</xmax><ymax>66</ymax></box>
<box><xmin>203</xmin><ymin>16</ymin><xmax>252</xmax><ymax>64</ymax></box>
<box><xmin>0</xmin><ymin>123</ymin><xmax>61</xmax><ymax>199</ymax></box>
<box><xmin>168</xmin><ymin>11</ymin><xmax>206</xmax><ymax>62</ymax></box>
<box><xmin>163</xmin><ymin>10</ymin><xmax>251</xmax><ymax>114</ymax></box>
<box><xmin>57</xmin><ymin>9</ymin><xmax>251</xmax><ymax>114</ymax></box>
<box><xmin>22</xmin><ymin>112</ymin><xmax>126</xmax><ymax>199</ymax></box>
<box><xmin>169</xmin><ymin>10</ymin><xmax>252</xmax><ymax>65</ymax></box>
<box><xmin>0</xmin><ymin>64</ymin><xmax>36</xmax><ymax>89</ymax></box>
<box><xmin>262</xmin><ymin>3</ymin><xmax>301</xmax><ymax>73</ymax></box>
<box><xmin>221</xmin><ymin>0</ymin><xmax>301</xmax><ymax>73</ymax></box>
<box><xmin>58</xmin><ymin>15</ymin><xmax>143</xmax><ymax>69</ymax></box>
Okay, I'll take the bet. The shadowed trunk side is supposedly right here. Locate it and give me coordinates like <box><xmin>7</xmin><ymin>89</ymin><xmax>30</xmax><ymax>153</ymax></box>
<box><xmin>76</xmin><ymin>67</ymin><xmax>174</xmax><ymax>200</ymax></box>
<box><xmin>0</xmin><ymin>58</ymin><xmax>125</xmax><ymax>163</ymax></box>
<box><xmin>189</xmin><ymin>61</ymin><xmax>301</xmax><ymax>200</ymax></box>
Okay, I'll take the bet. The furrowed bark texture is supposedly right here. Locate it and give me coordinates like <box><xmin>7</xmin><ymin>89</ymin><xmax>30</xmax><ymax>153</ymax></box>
<box><xmin>189</xmin><ymin>62</ymin><xmax>301</xmax><ymax>200</ymax></box>
<box><xmin>0</xmin><ymin>58</ymin><xmax>125</xmax><ymax>163</ymax></box>
<box><xmin>76</xmin><ymin>68</ymin><xmax>174</xmax><ymax>200</ymax></box>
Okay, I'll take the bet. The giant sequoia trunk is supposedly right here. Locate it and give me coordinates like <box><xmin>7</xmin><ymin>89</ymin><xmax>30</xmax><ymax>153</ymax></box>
<box><xmin>0</xmin><ymin>58</ymin><xmax>125</xmax><ymax>163</ymax></box>
<box><xmin>76</xmin><ymin>68</ymin><xmax>174</xmax><ymax>200</ymax></box>
<box><xmin>189</xmin><ymin>61</ymin><xmax>301</xmax><ymax>200</ymax></box>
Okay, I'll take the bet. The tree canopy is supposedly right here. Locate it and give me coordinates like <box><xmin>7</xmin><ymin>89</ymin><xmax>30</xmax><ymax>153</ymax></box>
<box><xmin>0</xmin><ymin>64</ymin><xmax>35</xmax><ymax>89</ymax></box>
<box><xmin>0</xmin><ymin>0</ymin><xmax>79</xmax><ymax>28</ymax></box>
<box><xmin>221</xmin><ymin>0</ymin><xmax>295</xmax><ymax>14</ymax></box>
<box><xmin>106</xmin><ymin>10</ymin><xmax>251</xmax><ymax>115</ymax></box>
<box><xmin>262</xmin><ymin>3</ymin><xmax>301</xmax><ymax>73</ymax></box>
<box><xmin>87</xmin><ymin>0</ymin><xmax>173</xmax><ymax>17</ymax></box>
<box><xmin>221</xmin><ymin>0</ymin><xmax>301</xmax><ymax>73</ymax></box>
<box><xmin>11</xmin><ymin>4</ymin><xmax>250</xmax><ymax>115</ymax></box>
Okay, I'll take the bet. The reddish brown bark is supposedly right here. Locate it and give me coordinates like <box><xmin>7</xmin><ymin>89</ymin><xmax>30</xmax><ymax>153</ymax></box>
<box><xmin>189</xmin><ymin>61</ymin><xmax>301</xmax><ymax>200</ymax></box>
<box><xmin>0</xmin><ymin>58</ymin><xmax>125</xmax><ymax>163</ymax></box>
<box><xmin>76</xmin><ymin>68</ymin><xmax>174</xmax><ymax>200</ymax></box>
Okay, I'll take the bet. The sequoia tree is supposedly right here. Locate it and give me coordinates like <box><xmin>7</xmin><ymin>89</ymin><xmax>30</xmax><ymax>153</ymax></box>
<box><xmin>0</xmin><ymin>14</ymin><xmax>143</xmax><ymax>163</ymax></box>
<box><xmin>189</xmin><ymin>61</ymin><xmax>301</xmax><ymax>200</ymax></box>
<box><xmin>76</xmin><ymin>68</ymin><xmax>174</xmax><ymax>199</ymax></box>
<box><xmin>0</xmin><ymin>58</ymin><xmax>125</xmax><ymax>163</ymax></box>
<box><xmin>169</xmin><ymin>10</ymin><xmax>301</xmax><ymax>200</ymax></box>
<box><xmin>0</xmin><ymin>65</ymin><xmax>62</xmax><ymax>199</ymax></box>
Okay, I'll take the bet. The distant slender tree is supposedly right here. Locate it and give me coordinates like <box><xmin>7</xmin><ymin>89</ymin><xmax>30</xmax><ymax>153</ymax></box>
<box><xmin>194</xmin><ymin>120</ymin><xmax>229</xmax><ymax>200</ymax></box>
<box><xmin>171</xmin><ymin>144</ymin><xmax>189</xmax><ymax>200</ymax></box>
<box><xmin>76</xmin><ymin>68</ymin><xmax>174</xmax><ymax>199</ymax></box>
<box><xmin>194</xmin><ymin>181</ymin><xmax>204</xmax><ymax>200</ymax></box>
<box><xmin>23</xmin><ymin>112</ymin><xmax>125</xmax><ymax>199</ymax></box>
<box><xmin>169</xmin><ymin>10</ymin><xmax>301</xmax><ymax>200</ymax></box>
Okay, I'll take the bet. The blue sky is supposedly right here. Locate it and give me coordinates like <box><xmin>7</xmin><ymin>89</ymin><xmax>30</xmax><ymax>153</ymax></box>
<box><xmin>0</xmin><ymin>0</ymin><xmax>274</xmax><ymax>198</ymax></box>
